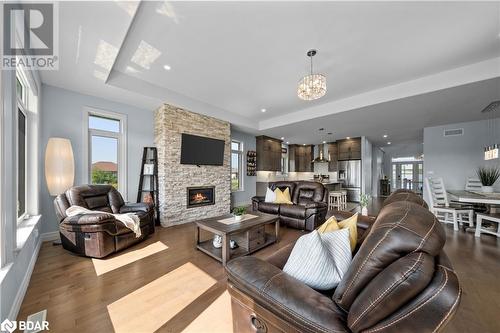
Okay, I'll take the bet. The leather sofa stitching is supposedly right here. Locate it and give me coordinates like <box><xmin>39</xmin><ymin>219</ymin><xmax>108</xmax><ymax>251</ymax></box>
<box><xmin>339</xmin><ymin>205</ymin><xmax>411</xmax><ymax>302</ymax></box>
<box><xmin>261</xmin><ymin>272</ymin><xmax>284</xmax><ymax>294</ymax></box>
<box><xmin>413</xmin><ymin>216</ymin><xmax>437</xmax><ymax>253</ymax></box>
<box><xmin>364</xmin><ymin>266</ymin><xmax>449</xmax><ymax>332</ymax></box>
<box><xmin>350</xmin><ymin>252</ymin><xmax>424</xmax><ymax>328</ymax></box>
<box><xmin>432</xmin><ymin>283</ymin><xmax>461</xmax><ymax>333</ymax></box>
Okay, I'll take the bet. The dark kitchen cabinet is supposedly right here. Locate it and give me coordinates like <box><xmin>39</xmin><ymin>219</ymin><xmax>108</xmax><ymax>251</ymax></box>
<box><xmin>337</xmin><ymin>137</ymin><xmax>361</xmax><ymax>160</ymax></box>
<box><xmin>289</xmin><ymin>145</ymin><xmax>313</xmax><ymax>172</ymax></box>
<box><xmin>256</xmin><ymin>136</ymin><xmax>282</xmax><ymax>171</ymax></box>
<box><xmin>327</xmin><ymin>143</ymin><xmax>338</xmax><ymax>172</ymax></box>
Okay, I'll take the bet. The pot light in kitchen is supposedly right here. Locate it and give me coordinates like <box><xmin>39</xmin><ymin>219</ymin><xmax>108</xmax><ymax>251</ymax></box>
<box><xmin>383</xmin><ymin>134</ymin><xmax>388</xmax><ymax>138</ymax></box>
<box><xmin>163</xmin><ymin>64</ymin><xmax>171</xmax><ymax>70</ymax></box>
<box><xmin>387</xmin><ymin>142</ymin><xmax>392</xmax><ymax>145</ymax></box>
<box><xmin>261</xmin><ymin>108</ymin><xmax>266</xmax><ymax>113</ymax></box>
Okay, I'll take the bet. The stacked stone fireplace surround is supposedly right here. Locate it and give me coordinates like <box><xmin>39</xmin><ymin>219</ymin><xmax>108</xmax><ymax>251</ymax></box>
<box><xmin>154</xmin><ymin>104</ymin><xmax>231</xmax><ymax>227</ymax></box>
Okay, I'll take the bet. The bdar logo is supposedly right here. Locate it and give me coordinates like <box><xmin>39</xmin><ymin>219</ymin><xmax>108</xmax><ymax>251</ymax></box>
<box><xmin>0</xmin><ymin>319</ymin><xmax>17</xmax><ymax>333</ymax></box>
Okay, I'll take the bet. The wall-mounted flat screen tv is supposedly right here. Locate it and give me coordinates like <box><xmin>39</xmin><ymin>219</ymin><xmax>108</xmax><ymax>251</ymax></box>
<box><xmin>180</xmin><ymin>133</ymin><xmax>225</xmax><ymax>166</ymax></box>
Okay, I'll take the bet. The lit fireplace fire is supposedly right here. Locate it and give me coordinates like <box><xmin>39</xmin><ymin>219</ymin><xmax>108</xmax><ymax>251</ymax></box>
<box><xmin>191</xmin><ymin>192</ymin><xmax>208</xmax><ymax>203</ymax></box>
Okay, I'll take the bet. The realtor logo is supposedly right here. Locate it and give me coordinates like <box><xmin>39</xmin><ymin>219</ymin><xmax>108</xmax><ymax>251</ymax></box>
<box><xmin>2</xmin><ymin>2</ymin><xmax>59</xmax><ymax>69</ymax></box>
<box><xmin>0</xmin><ymin>319</ymin><xmax>16</xmax><ymax>333</ymax></box>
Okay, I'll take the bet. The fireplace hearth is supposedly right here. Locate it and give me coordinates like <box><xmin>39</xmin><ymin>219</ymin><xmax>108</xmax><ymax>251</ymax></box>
<box><xmin>187</xmin><ymin>186</ymin><xmax>215</xmax><ymax>208</ymax></box>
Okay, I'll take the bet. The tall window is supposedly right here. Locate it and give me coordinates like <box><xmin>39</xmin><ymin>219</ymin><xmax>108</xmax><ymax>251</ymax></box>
<box><xmin>231</xmin><ymin>140</ymin><xmax>243</xmax><ymax>191</ymax></box>
<box><xmin>16</xmin><ymin>76</ymin><xmax>27</xmax><ymax>220</ymax></box>
<box><xmin>85</xmin><ymin>109</ymin><xmax>127</xmax><ymax>195</ymax></box>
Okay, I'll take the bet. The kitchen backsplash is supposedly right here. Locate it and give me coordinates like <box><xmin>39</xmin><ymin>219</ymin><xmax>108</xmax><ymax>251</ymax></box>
<box><xmin>256</xmin><ymin>169</ymin><xmax>338</xmax><ymax>182</ymax></box>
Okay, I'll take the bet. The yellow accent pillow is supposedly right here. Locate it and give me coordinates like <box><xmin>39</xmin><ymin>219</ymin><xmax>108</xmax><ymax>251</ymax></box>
<box><xmin>318</xmin><ymin>213</ymin><xmax>358</xmax><ymax>251</ymax></box>
<box><xmin>317</xmin><ymin>216</ymin><xmax>340</xmax><ymax>234</ymax></box>
<box><xmin>274</xmin><ymin>187</ymin><xmax>293</xmax><ymax>204</ymax></box>
<box><xmin>338</xmin><ymin>213</ymin><xmax>358</xmax><ymax>251</ymax></box>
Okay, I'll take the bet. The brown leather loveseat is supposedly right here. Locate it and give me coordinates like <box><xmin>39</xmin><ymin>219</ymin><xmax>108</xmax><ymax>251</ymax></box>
<box><xmin>226</xmin><ymin>191</ymin><xmax>460</xmax><ymax>332</ymax></box>
<box><xmin>252</xmin><ymin>181</ymin><xmax>328</xmax><ymax>231</ymax></box>
<box><xmin>54</xmin><ymin>185</ymin><xmax>155</xmax><ymax>258</ymax></box>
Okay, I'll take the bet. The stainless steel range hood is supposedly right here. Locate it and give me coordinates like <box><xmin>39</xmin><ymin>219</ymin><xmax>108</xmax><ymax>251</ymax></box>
<box><xmin>313</xmin><ymin>143</ymin><xmax>330</xmax><ymax>163</ymax></box>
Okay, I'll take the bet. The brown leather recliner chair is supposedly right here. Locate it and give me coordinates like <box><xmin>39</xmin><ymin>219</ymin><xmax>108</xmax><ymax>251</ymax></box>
<box><xmin>226</xmin><ymin>191</ymin><xmax>460</xmax><ymax>332</ymax></box>
<box><xmin>54</xmin><ymin>185</ymin><xmax>155</xmax><ymax>258</ymax></box>
<box><xmin>251</xmin><ymin>181</ymin><xmax>328</xmax><ymax>231</ymax></box>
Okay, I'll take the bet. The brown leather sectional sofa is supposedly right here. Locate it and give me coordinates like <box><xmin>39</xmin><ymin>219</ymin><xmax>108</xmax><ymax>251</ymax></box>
<box><xmin>54</xmin><ymin>185</ymin><xmax>155</xmax><ymax>258</ymax></box>
<box><xmin>226</xmin><ymin>190</ymin><xmax>460</xmax><ymax>332</ymax></box>
<box><xmin>252</xmin><ymin>181</ymin><xmax>328</xmax><ymax>231</ymax></box>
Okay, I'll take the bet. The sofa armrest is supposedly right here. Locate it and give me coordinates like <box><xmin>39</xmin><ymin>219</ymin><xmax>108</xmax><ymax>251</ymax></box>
<box><xmin>119</xmin><ymin>202</ymin><xmax>152</xmax><ymax>214</ymax></box>
<box><xmin>252</xmin><ymin>196</ymin><xmax>265</xmax><ymax>203</ymax></box>
<box><xmin>63</xmin><ymin>213</ymin><xmax>116</xmax><ymax>226</ymax></box>
<box><xmin>305</xmin><ymin>202</ymin><xmax>327</xmax><ymax>209</ymax></box>
<box><xmin>226</xmin><ymin>256</ymin><xmax>349</xmax><ymax>333</ymax></box>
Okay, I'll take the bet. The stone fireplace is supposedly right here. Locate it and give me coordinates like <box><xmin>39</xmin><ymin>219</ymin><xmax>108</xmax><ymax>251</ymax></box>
<box><xmin>154</xmin><ymin>104</ymin><xmax>231</xmax><ymax>227</ymax></box>
<box><xmin>187</xmin><ymin>186</ymin><xmax>215</xmax><ymax>208</ymax></box>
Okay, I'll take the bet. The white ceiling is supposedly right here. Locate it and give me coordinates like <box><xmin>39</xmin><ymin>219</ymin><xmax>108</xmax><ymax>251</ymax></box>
<box><xmin>40</xmin><ymin>1</ymin><xmax>500</xmax><ymax>146</ymax></box>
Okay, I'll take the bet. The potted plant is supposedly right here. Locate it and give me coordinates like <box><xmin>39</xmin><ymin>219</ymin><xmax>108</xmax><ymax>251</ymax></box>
<box><xmin>477</xmin><ymin>166</ymin><xmax>500</xmax><ymax>193</ymax></box>
<box><xmin>233</xmin><ymin>206</ymin><xmax>246</xmax><ymax>221</ymax></box>
<box><xmin>359</xmin><ymin>193</ymin><xmax>370</xmax><ymax>216</ymax></box>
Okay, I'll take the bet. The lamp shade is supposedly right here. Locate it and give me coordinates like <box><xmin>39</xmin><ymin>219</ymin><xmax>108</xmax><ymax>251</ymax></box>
<box><xmin>45</xmin><ymin>137</ymin><xmax>75</xmax><ymax>195</ymax></box>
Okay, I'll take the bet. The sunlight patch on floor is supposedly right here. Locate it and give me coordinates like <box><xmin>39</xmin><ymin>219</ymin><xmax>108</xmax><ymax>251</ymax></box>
<box><xmin>107</xmin><ymin>262</ymin><xmax>216</xmax><ymax>333</ymax></box>
<box><xmin>181</xmin><ymin>290</ymin><xmax>233</xmax><ymax>333</ymax></box>
<box><xmin>92</xmin><ymin>241</ymin><xmax>168</xmax><ymax>276</ymax></box>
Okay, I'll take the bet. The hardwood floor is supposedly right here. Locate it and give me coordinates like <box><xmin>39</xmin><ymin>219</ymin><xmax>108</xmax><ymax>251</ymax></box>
<box><xmin>17</xmin><ymin>206</ymin><xmax>500</xmax><ymax>333</ymax></box>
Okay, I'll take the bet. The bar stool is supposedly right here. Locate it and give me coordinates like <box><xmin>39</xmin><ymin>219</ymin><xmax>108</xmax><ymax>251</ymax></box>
<box><xmin>329</xmin><ymin>191</ymin><xmax>344</xmax><ymax>210</ymax></box>
<box><xmin>339</xmin><ymin>190</ymin><xmax>347</xmax><ymax>210</ymax></box>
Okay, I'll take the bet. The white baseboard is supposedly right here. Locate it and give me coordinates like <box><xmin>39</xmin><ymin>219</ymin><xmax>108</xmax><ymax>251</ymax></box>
<box><xmin>8</xmin><ymin>237</ymin><xmax>42</xmax><ymax>321</ymax></box>
<box><xmin>41</xmin><ymin>231</ymin><xmax>60</xmax><ymax>242</ymax></box>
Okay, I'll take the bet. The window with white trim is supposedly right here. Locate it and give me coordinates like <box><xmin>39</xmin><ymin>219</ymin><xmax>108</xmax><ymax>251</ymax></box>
<box><xmin>85</xmin><ymin>109</ymin><xmax>127</xmax><ymax>196</ymax></box>
<box><xmin>16</xmin><ymin>75</ymin><xmax>28</xmax><ymax>221</ymax></box>
<box><xmin>231</xmin><ymin>140</ymin><xmax>243</xmax><ymax>191</ymax></box>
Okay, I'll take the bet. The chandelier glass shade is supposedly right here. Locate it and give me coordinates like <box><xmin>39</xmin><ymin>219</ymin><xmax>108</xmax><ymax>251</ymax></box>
<box><xmin>298</xmin><ymin>50</ymin><xmax>327</xmax><ymax>101</ymax></box>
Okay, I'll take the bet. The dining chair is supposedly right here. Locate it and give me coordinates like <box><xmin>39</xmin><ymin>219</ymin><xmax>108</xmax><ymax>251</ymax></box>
<box><xmin>425</xmin><ymin>177</ymin><xmax>474</xmax><ymax>231</ymax></box>
<box><xmin>475</xmin><ymin>213</ymin><xmax>500</xmax><ymax>238</ymax></box>
<box><xmin>465</xmin><ymin>177</ymin><xmax>483</xmax><ymax>191</ymax></box>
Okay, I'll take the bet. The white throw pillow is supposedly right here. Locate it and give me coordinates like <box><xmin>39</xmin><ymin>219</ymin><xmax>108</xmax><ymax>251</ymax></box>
<box><xmin>264</xmin><ymin>187</ymin><xmax>276</xmax><ymax>203</ymax></box>
<box><xmin>283</xmin><ymin>228</ymin><xmax>352</xmax><ymax>290</ymax></box>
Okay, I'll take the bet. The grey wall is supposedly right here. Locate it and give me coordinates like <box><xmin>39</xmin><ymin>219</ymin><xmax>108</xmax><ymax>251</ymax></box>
<box><xmin>423</xmin><ymin>118</ymin><xmax>500</xmax><ymax>203</ymax></box>
<box><xmin>361</xmin><ymin>137</ymin><xmax>373</xmax><ymax>196</ymax></box>
<box><xmin>231</xmin><ymin>129</ymin><xmax>256</xmax><ymax>206</ymax></box>
<box><xmin>40</xmin><ymin>84</ymin><xmax>153</xmax><ymax>233</ymax></box>
<box><xmin>371</xmin><ymin>146</ymin><xmax>385</xmax><ymax>197</ymax></box>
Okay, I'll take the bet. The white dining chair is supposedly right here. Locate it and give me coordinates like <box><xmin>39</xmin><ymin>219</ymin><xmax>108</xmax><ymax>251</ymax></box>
<box><xmin>425</xmin><ymin>177</ymin><xmax>474</xmax><ymax>231</ymax></box>
<box><xmin>475</xmin><ymin>213</ymin><xmax>500</xmax><ymax>238</ymax></box>
<box><xmin>465</xmin><ymin>177</ymin><xmax>483</xmax><ymax>191</ymax></box>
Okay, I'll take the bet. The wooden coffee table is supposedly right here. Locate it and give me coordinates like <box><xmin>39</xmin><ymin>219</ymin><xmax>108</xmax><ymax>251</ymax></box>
<box><xmin>195</xmin><ymin>211</ymin><xmax>279</xmax><ymax>266</ymax></box>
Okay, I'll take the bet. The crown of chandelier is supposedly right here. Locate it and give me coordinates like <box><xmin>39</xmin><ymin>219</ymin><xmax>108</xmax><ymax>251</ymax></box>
<box><xmin>297</xmin><ymin>49</ymin><xmax>327</xmax><ymax>101</ymax></box>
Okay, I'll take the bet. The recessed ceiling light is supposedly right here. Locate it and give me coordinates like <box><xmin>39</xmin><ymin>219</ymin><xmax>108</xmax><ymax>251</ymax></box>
<box><xmin>286</xmin><ymin>141</ymin><xmax>289</xmax><ymax>144</ymax></box>
<box><xmin>163</xmin><ymin>64</ymin><xmax>171</xmax><ymax>70</ymax></box>
<box><xmin>387</xmin><ymin>142</ymin><xmax>392</xmax><ymax>145</ymax></box>
<box><xmin>280</xmin><ymin>137</ymin><xmax>284</xmax><ymax>140</ymax></box>
<box><xmin>383</xmin><ymin>134</ymin><xmax>388</xmax><ymax>138</ymax></box>
<box><xmin>303</xmin><ymin>143</ymin><xmax>306</xmax><ymax>146</ymax></box>
<box><xmin>322</xmin><ymin>141</ymin><xmax>326</xmax><ymax>144</ymax></box>
<box><xmin>346</xmin><ymin>136</ymin><xmax>351</xmax><ymax>140</ymax></box>
<box><xmin>261</xmin><ymin>108</ymin><xmax>266</xmax><ymax>113</ymax></box>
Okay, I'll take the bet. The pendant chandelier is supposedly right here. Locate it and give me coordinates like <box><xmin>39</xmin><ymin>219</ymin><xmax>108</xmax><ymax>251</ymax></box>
<box><xmin>482</xmin><ymin>100</ymin><xmax>500</xmax><ymax>160</ymax></box>
<box><xmin>297</xmin><ymin>49</ymin><xmax>327</xmax><ymax>101</ymax></box>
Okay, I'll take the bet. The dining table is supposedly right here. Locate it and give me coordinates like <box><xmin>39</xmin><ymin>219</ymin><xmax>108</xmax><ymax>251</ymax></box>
<box><xmin>447</xmin><ymin>190</ymin><xmax>500</xmax><ymax>206</ymax></box>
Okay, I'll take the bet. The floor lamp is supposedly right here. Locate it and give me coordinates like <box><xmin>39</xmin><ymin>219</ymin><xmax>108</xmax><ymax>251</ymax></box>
<box><xmin>45</xmin><ymin>137</ymin><xmax>75</xmax><ymax>245</ymax></box>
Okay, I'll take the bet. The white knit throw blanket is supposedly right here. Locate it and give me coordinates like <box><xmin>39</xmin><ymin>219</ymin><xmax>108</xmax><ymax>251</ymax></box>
<box><xmin>65</xmin><ymin>206</ymin><xmax>141</xmax><ymax>238</ymax></box>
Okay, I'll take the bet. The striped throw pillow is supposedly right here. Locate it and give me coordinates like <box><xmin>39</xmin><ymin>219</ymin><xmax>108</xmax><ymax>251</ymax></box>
<box><xmin>283</xmin><ymin>228</ymin><xmax>352</xmax><ymax>290</ymax></box>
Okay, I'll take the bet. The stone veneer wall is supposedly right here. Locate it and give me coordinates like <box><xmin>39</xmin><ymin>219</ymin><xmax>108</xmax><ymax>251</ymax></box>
<box><xmin>154</xmin><ymin>104</ymin><xmax>231</xmax><ymax>227</ymax></box>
